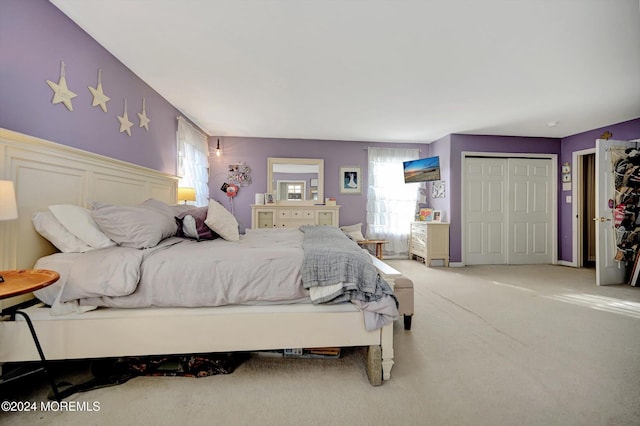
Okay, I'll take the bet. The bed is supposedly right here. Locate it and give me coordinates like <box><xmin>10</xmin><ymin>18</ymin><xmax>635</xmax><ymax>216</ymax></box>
<box><xmin>0</xmin><ymin>128</ymin><xmax>400</xmax><ymax>385</ymax></box>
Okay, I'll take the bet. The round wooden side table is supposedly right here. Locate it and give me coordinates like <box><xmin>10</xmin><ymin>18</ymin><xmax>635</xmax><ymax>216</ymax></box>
<box><xmin>0</xmin><ymin>269</ymin><xmax>61</xmax><ymax>401</ymax></box>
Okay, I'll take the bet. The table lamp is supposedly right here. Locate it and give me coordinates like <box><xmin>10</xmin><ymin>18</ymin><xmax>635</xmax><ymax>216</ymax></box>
<box><xmin>0</xmin><ymin>180</ymin><xmax>18</xmax><ymax>283</ymax></box>
<box><xmin>177</xmin><ymin>187</ymin><xmax>196</xmax><ymax>204</ymax></box>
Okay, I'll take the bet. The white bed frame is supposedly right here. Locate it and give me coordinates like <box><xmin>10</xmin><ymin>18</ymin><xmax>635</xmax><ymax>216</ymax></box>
<box><xmin>0</xmin><ymin>128</ymin><xmax>399</xmax><ymax>385</ymax></box>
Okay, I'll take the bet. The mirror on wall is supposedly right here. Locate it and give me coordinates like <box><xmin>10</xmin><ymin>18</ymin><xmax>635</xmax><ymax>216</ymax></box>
<box><xmin>267</xmin><ymin>157</ymin><xmax>324</xmax><ymax>203</ymax></box>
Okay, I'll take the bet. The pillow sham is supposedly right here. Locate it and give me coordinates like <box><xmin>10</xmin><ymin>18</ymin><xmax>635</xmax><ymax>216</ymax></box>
<box><xmin>340</xmin><ymin>223</ymin><xmax>365</xmax><ymax>241</ymax></box>
<box><xmin>140</xmin><ymin>198</ymin><xmax>175</xmax><ymax>219</ymax></box>
<box><xmin>204</xmin><ymin>200</ymin><xmax>240</xmax><ymax>241</ymax></box>
<box><xmin>170</xmin><ymin>203</ymin><xmax>195</xmax><ymax>217</ymax></box>
<box><xmin>48</xmin><ymin>204</ymin><xmax>115</xmax><ymax>249</ymax></box>
<box><xmin>90</xmin><ymin>201</ymin><xmax>177</xmax><ymax>249</ymax></box>
<box><xmin>32</xmin><ymin>211</ymin><xmax>93</xmax><ymax>253</ymax></box>
<box><xmin>175</xmin><ymin>206</ymin><xmax>218</xmax><ymax>241</ymax></box>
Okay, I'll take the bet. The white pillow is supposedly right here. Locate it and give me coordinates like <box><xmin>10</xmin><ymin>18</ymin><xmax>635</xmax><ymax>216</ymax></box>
<box><xmin>204</xmin><ymin>200</ymin><xmax>240</xmax><ymax>241</ymax></box>
<box><xmin>32</xmin><ymin>211</ymin><xmax>93</xmax><ymax>253</ymax></box>
<box><xmin>48</xmin><ymin>204</ymin><xmax>115</xmax><ymax>249</ymax></box>
<box><xmin>340</xmin><ymin>223</ymin><xmax>365</xmax><ymax>241</ymax></box>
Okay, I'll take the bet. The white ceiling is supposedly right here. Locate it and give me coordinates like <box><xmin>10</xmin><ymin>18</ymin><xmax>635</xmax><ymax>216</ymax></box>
<box><xmin>51</xmin><ymin>0</ymin><xmax>640</xmax><ymax>143</ymax></box>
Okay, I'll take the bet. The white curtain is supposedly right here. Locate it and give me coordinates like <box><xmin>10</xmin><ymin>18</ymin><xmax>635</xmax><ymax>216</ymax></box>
<box><xmin>366</xmin><ymin>147</ymin><xmax>420</xmax><ymax>258</ymax></box>
<box><xmin>177</xmin><ymin>117</ymin><xmax>209</xmax><ymax>206</ymax></box>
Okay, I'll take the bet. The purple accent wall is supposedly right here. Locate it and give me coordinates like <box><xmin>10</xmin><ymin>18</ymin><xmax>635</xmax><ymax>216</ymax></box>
<box><xmin>0</xmin><ymin>0</ymin><xmax>181</xmax><ymax>174</ymax></box>
<box><xmin>208</xmin><ymin>137</ymin><xmax>430</xmax><ymax>232</ymax></box>
<box><xmin>558</xmin><ymin>118</ymin><xmax>640</xmax><ymax>262</ymax></box>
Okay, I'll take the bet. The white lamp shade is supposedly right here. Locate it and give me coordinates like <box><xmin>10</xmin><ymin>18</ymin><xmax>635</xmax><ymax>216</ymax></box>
<box><xmin>177</xmin><ymin>187</ymin><xmax>196</xmax><ymax>202</ymax></box>
<box><xmin>0</xmin><ymin>180</ymin><xmax>18</xmax><ymax>221</ymax></box>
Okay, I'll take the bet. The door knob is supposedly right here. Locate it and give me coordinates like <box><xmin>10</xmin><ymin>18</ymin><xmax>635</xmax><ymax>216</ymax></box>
<box><xmin>593</xmin><ymin>217</ymin><xmax>611</xmax><ymax>222</ymax></box>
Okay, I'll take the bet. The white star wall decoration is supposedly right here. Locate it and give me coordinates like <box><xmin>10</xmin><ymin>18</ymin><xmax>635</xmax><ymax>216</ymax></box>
<box><xmin>117</xmin><ymin>98</ymin><xmax>134</xmax><ymax>136</ymax></box>
<box><xmin>137</xmin><ymin>97</ymin><xmax>151</xmax><ymax>131</ymax></box>
<box><xmin>88</xmin><ymin>69</ymin><xmax>110</xmax><ymax>112</ymax></box>
<box><xmin>46</xmin><ymin>61</ymin><xmax>77</xmax><ymax>111</ymax></box>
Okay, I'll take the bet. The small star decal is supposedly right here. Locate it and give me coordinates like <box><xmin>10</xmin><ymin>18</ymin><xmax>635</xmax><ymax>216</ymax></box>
<box><xmin>46</xmin><ymin>61</ymin><xmax>77</xmax><ymax>111</ymax></box>
<box><xmin>137</xmin><ymin>97</ymin><xmax>151</xmax><ymax>131</ymax></box>
<box><xmin>88</xmin><ymin>69</ymin><xmax>110</xmax><ymax>112</ymax></box>
<box><xmin>117</xmin><ymin>98</ymin><xmax>134</xmax><ymax>136</ymax></box>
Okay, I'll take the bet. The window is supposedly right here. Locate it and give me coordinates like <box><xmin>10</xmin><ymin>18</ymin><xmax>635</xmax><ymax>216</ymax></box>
<box><xmin>177</xmin><ymin>117</ymin><xmax>209</xmax><ymax>206</ymax></box>
<box><xmin>366</xmin><ymin>147</ymin><xmax>420</xmax><ymax>258</ymax></box>
<box><xmin>277</xmin><ymin>181</ymin><xmax>306</xmax><ymax>200</ymax></box>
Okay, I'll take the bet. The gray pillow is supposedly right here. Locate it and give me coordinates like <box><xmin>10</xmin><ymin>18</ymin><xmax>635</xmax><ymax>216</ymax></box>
<box><xmin>90</xmin><ymin>201</ymin><xmax>177</xmax><ymax>249</ymax></box>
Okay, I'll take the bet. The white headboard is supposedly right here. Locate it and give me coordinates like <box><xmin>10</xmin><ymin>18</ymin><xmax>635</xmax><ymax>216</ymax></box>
<box><xmin>0</xmin><ymin>128</ymin><xmax>179</xmax><ymax>272</ymax></box>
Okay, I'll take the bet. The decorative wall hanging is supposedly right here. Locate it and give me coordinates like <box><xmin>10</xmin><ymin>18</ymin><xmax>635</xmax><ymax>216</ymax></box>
<box><xmin>227</xmin><ymin>162</ymin><xmax>252</xmax><ymax>186</ymax></box>
<box><xmin>226</xmin><ymin>183</ymin><xmax>239</xmax><ymax>197</ymax></box>
<box><xmin>117</xmin><ymin>98</ymin><xmax>134</xmax><ymax>136</ymax></box>
<box><xmin>431</xmin><ymin>181</ymin><xmax>446</xmax><ymax>198</ymax></box>
<box><xmin>339</xmin><ymin>166</ymin><xmax>361</xmax><ymax>194</ymax></box>
<box><xmin>46</xmin><ymin>61</ymin><xmax>77</xmax><ymax>111</ymax></box>
<box><xmin>88</xmin><ymin>68</ymin><xmax>110</xmax><ymax>112</ymax></box>
<box><xmin>138</xmin><ymin>97</ymin><xmax>151</xmax><ymax>131</ymax></box>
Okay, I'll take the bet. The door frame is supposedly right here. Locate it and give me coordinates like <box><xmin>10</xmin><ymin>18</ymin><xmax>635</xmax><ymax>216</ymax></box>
<box><xmin>461</xmin><ymin>151</ymin><xmax>558</xmax><ymax>266</ymax></box>
<box><xmin>571</xmin><ymin>148</ymin><xmax>595</xmax><ymax>268</ymax></box>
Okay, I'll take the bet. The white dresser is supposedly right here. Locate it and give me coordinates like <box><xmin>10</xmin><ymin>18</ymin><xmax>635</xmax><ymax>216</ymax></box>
<box><xmin>409</xmin><ymin>221</ymin><xmax>450</xmax><ymax>266</ymax></box>
<box><xmin>251</xmin><ymin>204</ymin><xmax>340</xmax><ymax>229</ymax></box>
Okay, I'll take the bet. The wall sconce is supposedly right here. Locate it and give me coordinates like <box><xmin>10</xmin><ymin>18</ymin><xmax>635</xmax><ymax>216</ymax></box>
<box><xmin>177</xmin><ymin>187</ymin><xmax>196</xmax><ymax>204</ymax></box>
<box><xmin>215</xmin><ymin>139</ymin><xmax>222</xmax><ymax>157</ymax></box>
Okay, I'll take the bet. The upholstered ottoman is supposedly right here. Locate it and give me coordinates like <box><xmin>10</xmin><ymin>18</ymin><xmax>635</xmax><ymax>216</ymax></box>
<box><xmin>394</xmin><ymin>276</ymin><xmax>414</xmax><ymax>330</ymax></box>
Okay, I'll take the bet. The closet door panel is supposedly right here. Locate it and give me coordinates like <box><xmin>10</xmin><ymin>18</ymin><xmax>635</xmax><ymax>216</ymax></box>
<box><xmin>508</xmin><ymin>158</ymin><xmax>553</xmax><ymax>264</ymax></box>
<box><xmin>465</xmin><ymin>158</ymin><xmax>507</xmax><ymax>265</ymax></box>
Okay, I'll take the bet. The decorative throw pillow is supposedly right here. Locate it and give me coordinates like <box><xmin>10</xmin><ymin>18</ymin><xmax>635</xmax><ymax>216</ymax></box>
<box><xmin>204</xmin><ymin>200</ymin><xmax>240</xmax><ymax>241</ymax></box>
<box><xmin>48</xmin><ymin>204</ymin><xmax>115</xmax><ymax>249</ymax></box>
<box><xmin>90</xmin><ymin>201</ymin><xmax>177</xmax><ymax>249</ymax></box>
<box><xmin>32</xmin><ymin>211</ymin><xmax>93</xmax><ymax>253</ymax></box>
<box><xmin>175</xmin><ymin>206</ymin><xmax>218</xmax><ymax>241</ymax></box>
<box><xmin>340</xmin><ymin>223</ymin><xmax>365</xmax><ymax>241</ymax></box>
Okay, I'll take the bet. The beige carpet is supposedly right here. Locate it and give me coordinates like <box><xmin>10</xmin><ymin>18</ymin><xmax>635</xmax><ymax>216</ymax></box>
<box><xmin>2</xmin><ymin>262</ymin><xmax>639</xmax><ymax>426</ymax></box>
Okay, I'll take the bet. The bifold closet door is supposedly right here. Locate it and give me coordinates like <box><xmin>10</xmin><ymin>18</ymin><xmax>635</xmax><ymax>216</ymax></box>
<box><xmin>464</xmin><ymin>157</ymin><xmax>553</xmax><ymax>265</ymax></box>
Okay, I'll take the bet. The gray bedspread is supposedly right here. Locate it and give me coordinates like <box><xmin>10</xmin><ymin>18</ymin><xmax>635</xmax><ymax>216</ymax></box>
<box><xmin>35</xmin><ymin>230</ymin><xmax>310</xmax><ymax>314</ymax></box>
<box><xmin>301</xmin><ymin>225</ymin><xmax>398</xmax><ymax>330</ymax></box>
<box><xmin>34</xmin><ymin>227</ymin><xmax>398</xmax><ymax>330</ymax></box>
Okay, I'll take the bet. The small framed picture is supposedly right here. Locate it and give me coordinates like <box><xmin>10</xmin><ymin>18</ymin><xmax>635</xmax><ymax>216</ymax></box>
<box><xmin>419</xmin><ymin>208</ymin><xmax>433</xmax><ymax>221</ymax></box>
<box><xmin>310</xmin><ymin>178</ymin><xmax>318</xmax><ymax>187</ymax></box>
<box><xmin>265</xmin><ymin>193</ymin><xmax>274</xmax><ymax>204</ymax></box>
<box><xmin>340</xmin><ymin>167</ymin><xmax>361</xmax><ymax>194</ymax></box>
<box><xmin>431</xmin><ymin>181</ymin><xmax>445</xmax><ymax>198</ymax></box>
<box><xmin>432</xmin><ymin>210</ymin><xmax>443</xmax><ymax>222</ymax></box>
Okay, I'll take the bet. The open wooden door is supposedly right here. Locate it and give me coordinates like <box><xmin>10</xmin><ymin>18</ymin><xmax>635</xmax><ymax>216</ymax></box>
<box><xmin>595</xmin><ymin>139</ymin><xmax>637</xmax><ymax>285</ymax></box>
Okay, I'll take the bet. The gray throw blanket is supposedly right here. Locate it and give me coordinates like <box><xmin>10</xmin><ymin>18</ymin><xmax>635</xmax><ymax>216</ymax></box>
<box><xmin>300</xmin><ymin>225</ymin><xmax>398</xmax><ymax>330</ymax></box>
